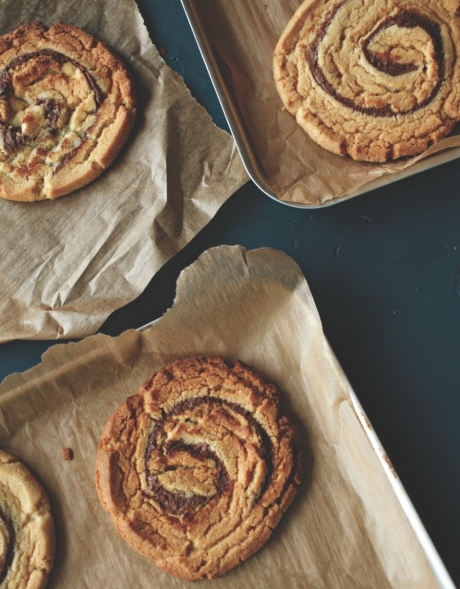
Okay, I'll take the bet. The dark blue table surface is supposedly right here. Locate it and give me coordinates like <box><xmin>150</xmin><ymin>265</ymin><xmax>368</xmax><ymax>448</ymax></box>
<box><xmin>1</xmin><ymin>0</ymin><xmax>460</xmax><ymax>584</ymax></box>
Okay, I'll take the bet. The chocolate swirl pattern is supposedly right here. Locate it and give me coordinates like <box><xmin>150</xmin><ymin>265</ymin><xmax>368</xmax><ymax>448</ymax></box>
<box><xmin>274</xmin><ymin>0</ymin><xmax>460</xmax><ymax>162</ymax></box>
<box><xmin>96</xmin><ymin>357</ymin><xmax>303</xmax><ymax>581</ymax></box>
<box><xmin>0</xmin><ymin>22</ymin><xmax>136</xmax><ymax>201</ymax></box>
<box><xmin>0</xmin><ymin>450</ymin><xmax>55</xmax><ymax>589</ymax></box>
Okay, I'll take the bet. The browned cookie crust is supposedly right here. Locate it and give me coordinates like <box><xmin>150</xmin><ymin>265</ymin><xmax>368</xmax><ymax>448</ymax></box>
<box><xmin>95</xmin><ymin>356</ymin><xmax>303</xmax><ymax>581</ymax></box>
<box><xmin>0</xmin><ymin>450</ymin><xmax>55</xmax><ymax>589</ymax></box>
<box><xmin>274</xmin><ymin>0</ymin><xmax>460</xmax><ymax>162</ymax></box>
<box><xmin>0</xmin><ymin>21</ymin><xmax>136</xmax><ymax>201</ymax></box>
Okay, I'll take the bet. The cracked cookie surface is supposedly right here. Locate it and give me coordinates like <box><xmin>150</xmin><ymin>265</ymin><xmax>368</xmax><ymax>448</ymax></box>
<box><xmin>0</xmin><ymin>450</ymin><xmax>55</xmax><ymax>589</ymax></box>
<box><xmin>274</xmin><ymin>0</ymin><xmax>460</xmax><ymax>162</ymax></box>
<box><xmin>95</xmin><ymin>356</ymin><xmax>303</xmax><ymax>581</ymax></box>
<box><xmin>0</xmin><ymin>21</ymin><xmax>136</xmax><ymax>201</ymax></box>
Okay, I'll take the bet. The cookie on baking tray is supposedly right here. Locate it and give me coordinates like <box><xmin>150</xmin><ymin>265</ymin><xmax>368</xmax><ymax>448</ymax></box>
<box><xmin>274</xmin><ymin>0</ymin><xmax>460</xmax><ymax>162</ymax></box>
<box><xmin>0</xmin><ymin>450</ymin><xmax>55</xmax><ymax>589</ymax></box>
<box><xmin>95</xmin><ymin>356</ymin><xmax>303</xmax><ymax>581</ymax></box>
<box><xmin>0</xmin><ymin>21</ymin><xmax>136</xmax><ymax>201</ymax></box>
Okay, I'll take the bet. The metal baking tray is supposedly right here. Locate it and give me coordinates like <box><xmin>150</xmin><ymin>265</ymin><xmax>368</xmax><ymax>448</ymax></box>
<box><xmin>138</xmin><ymin>320</ymin><xmax>456</xmax><ymax>589</ymax></box>
<box><xmin>181</xmin><ymin>0</ymin><xmax>460</xmax><ymax>209</ymax></box>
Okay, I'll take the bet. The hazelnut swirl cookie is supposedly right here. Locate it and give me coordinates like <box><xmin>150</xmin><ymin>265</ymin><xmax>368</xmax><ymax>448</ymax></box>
<box><xmin>274</xmin><ymin>0</ymin><xmax>460</xmax><ymax>162</ymax></box>
<box><xmin>0</xmin><ymin>21</ymin><xmax>136</xmax><ymax>201</ymax></box>
<box><xmin>95</xmin><ymin>356</ymin><xmax>303</xmax><ymax>581</ymax></box>
<box><xmin>0</xmin><ymin>450</ymin><xmax>55</xmax><ymax>589</ymax></box>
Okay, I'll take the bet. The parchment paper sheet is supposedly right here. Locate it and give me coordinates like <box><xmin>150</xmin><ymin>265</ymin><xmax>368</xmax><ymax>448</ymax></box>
<box><xmin>0</xmin><ymin>246</ymin><xmax>441</xmax><ymax>589</ymax></box>
<box><xmin>0</xmin><ymin>0</ymin><xmax>248</xmax><ymax>343</ymax></box>
<box><xmin>194</xmin><ymin>0</ymin><xmax>460</xmax><ymax>205</ymax></box>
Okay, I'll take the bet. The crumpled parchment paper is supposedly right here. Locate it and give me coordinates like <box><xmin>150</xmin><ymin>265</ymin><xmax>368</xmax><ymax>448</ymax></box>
<box><xmin>0</xmin><ymin>0</ymin><xmax>249</xmax><ymax>343</ymax></box>
<box><xmin>0</xmin><ymin>246</ymin><xmax>443</xmax><ymax>589</ymax></box>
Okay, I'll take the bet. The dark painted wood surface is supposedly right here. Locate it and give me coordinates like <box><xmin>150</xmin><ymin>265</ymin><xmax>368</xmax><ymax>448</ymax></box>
<box><xmin>1</xmin><ymin>0</ymin><xmax>459</xmax><ymax>584</ymax></box>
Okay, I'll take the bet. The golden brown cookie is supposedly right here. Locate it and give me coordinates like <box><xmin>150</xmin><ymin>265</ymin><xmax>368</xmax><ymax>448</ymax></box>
<box><xmin>95</xmin><ymin>356</ymin><xmax>303</xmax><ymax>580</ymax></box>
<box><xmin>274</xmin><ymin>0</ymin><xmax>460</xmax><ymax>162</ymax></box>
<box><xmin>0</xmin><ymin>450</ymin><xmax>55</xmax><ymax>589</ymax></box>
<box><xmin>0</xmin><ymin>21</ymin><xmax>136</xmax><ymax>201</ymax></box>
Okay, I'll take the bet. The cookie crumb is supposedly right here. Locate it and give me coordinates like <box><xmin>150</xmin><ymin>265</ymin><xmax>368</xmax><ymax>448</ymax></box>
<box><xmin>61</xmin><ymin>448</ymin><xmax>74</xmax><ymax>461</ymax></box>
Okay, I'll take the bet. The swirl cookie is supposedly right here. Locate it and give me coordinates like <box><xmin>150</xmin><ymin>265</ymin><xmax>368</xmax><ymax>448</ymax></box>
<box><xmin>274</xmin><ymin>0</ymin><xmax>460</xmax><ymax>162</ymax></box>
<box><xmin>95</xmin><ymin>356</ymin><xmax>303</xmax><ymax>580</ymax></box>
<box><xmin>0</xmin><ymin>450</ymin><xmax>55</xmax><ymax>589</ymax></box>
<box><xmin>0</xmin><ymin>21</ymin><xmax>136</xmax><ymax>201</ymax></box>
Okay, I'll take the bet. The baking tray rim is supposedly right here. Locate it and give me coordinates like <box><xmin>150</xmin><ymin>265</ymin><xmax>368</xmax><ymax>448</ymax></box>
<box><xmin>139</xmin><ymin>317</ymin><xmax>456</xmax><ymax>589</ymax></box>
<box><xmin>181</xmin><ymin>0</ymin><xmax>460</xmax><ymax>209</ymax></box>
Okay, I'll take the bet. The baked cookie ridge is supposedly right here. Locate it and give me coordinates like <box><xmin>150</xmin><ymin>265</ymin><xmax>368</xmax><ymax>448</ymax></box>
<box><xmin>0</xmin><ymin>21</ymin><xmax>136</xmax><ymax>201</ymax></box>
<box><xmin>95</xmin><ymin>356</ymin><xmax>303</xmax><ymax>580</ymax></box>
<box><xmin>274</xmin><ymin>0</ymin><xmax>460</xmax><ymax>162</ymax></box>
<box><xmin>0</xmin><ymin>449</ymin><xmax>55</xmax><ymax>589</ymax></box>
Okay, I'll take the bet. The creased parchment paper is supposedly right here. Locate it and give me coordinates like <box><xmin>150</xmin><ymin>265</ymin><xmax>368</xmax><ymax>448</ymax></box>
<box><xmin>193</xmin><ymin>0</ymin><xmax>460</xmax><ymax>205</ymax></box>
<box><xmin>0</xmin><ymin>0</ymin><xmax>248</xmax><ymax>343</ymax></box>
<box><xmin>0</xmin><ymin>246</ymin><xmax>442</xmax><ymax>589</ymax></box>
